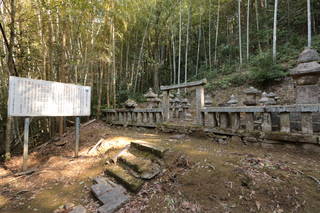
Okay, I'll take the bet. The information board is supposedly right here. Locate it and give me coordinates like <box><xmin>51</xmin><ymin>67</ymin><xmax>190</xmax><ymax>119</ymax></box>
<box><xmin>8</xmin><ymin>76</ymin><xmax>91</xmax><ymax>117</ymax></box>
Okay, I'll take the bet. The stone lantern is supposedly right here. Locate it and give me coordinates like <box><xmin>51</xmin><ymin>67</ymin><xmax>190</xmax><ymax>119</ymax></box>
<box><xmin>243</xmin><ymin>87</ymin><xmax>261</xmax><ymax>106</ymax></box>
<box><xmin>290</xmin><ymin>48</ymin><xmax>320</xmax><ymax>104</ymax></box>
<box><xmin>144</xmin><ymin>88</ymin><xmax>157</xmax><ymax>108</ymax></box>
<box><xmin>259</xmin><ymin>92</ymin><xmax>276</xmax><ymax>106</ymax></box>
<box><xmin>173</xmin><ymin>97</ymin><xmax>182</xmax><ymax>118</ymax></box>
<box><xmin>266</xmin><ymin>92</ymin><xmax>277</xmax><ymax>105</ymax></box>
<box><xmin>124</xmin><ymin>99</ymin><xmax>137</xmax><ymax>109</ymax></box>
<box><xmin>227</xmin><ymin>94</ymin><xmax>239</xmax><ymax>106</ymax></box>
<box><xmin>153</xmin><ymin>97</ymin><xmax>162</xmax><ymax>108</ymax></box>
<box><xmin>204</xmin><ymin>94</ymin><xmax>213</xmax><ymax>107</ymax></box>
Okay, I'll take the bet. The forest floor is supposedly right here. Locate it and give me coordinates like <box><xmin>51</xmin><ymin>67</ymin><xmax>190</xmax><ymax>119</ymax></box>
<box><xmin>1</xmin><ymin>120</ymin><xmax>320</xmax><ymax>213</ymax></box>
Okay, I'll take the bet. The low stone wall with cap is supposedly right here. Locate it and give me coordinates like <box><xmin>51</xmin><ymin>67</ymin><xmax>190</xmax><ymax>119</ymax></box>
<box><xmin>103</xmin><ymin>108</ymin><xmax>164</xmax><ymax>128</ymax></box>
<box><xmin>199</xmin><ymin>104</ymin><xmax>320</xmax><ymax>151</ymax></box>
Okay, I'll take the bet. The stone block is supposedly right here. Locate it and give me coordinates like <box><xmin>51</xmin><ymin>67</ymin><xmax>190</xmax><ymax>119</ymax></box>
<box><xmin>131</xmin><ymin>141</ymin><xmax>167</xmax><ymax>158</ymax></box>
<box><xmin>105</xmin><ymin>164</ymin><xmax>144</xmax><ymax>192</ymax></box>
<box><xmin>118</xmin><ymin>151</ymin><xmax>161</xmax><ymax>180</ymax></box>
<box><xmin>301</xmin><ymin>112</ymin><xmax>313</xmax><ymax>134</ymax></box>
<box><xmin>296</xmin><ymin>75</ymin><xmax>319</xmax><ymax>85</ymax></box>
<box><xmin>297</xmin><ymin>48</ymin><xmax>320</xmax><ymax>63</ymax></box>
<box><xmin>91</xmin><ymin>178</ymin><xmax>130</xmax><ymax>213</ymax></box>
<box><xmin>243</xmin><ymin>137</ymin><xmax>258</xmax><ymax>143</ymax></box>
<box><xmin>280</xmin><ymin>113</ymin><xmax>290</xmax><ymax>133</ymax></box>
<box><xmin>296</xmin><ymin>85</ymin><xmax>319</xmax><ymax>104</ymax></box>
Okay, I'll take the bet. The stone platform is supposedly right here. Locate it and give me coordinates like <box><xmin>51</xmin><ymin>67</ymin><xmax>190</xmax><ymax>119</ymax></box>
<box><xmin>91</xmin><ymin>141</ymin><xmax>167</xmax><ymax>213</ymax></box>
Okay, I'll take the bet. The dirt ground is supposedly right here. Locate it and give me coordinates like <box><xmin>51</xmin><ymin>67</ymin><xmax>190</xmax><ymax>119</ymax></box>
<box><xmin>1</xmin><ymin>120</ymin><xmax>320</xmax><ymax>213</ymax></box>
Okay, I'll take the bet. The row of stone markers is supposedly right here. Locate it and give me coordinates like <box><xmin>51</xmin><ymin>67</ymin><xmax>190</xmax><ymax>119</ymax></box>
<box><xmin>200</xmin><ymin>48</ymin><xmax>320</xmax><ymax>149</ymax></box>
<box><xmin>104</xmin><ymin>85</ymin><xmax>195</xmax><ymax>126</ymax></box>
<box><xmin>104</xmin><ymin>108</ymin><xmax>163</xmax><ymax>127</ymax></box>
<box><xmin>103</xmin><ymin>48</ymin><xmax>320</xmax><ymax>150</ymax></box>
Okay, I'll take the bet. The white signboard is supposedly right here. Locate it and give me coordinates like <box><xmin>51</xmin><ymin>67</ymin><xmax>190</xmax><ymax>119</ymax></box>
<box><xmin>8</xmin><ymin>76</ymin><xmax>91</xmax><ymax>117</ymax></box>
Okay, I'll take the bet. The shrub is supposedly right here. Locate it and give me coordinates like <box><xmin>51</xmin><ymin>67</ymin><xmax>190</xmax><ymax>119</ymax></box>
<box><xmin>249</xmin><ymin>52</ymin><xmax>287</xmax><ymax>85</ymax></box>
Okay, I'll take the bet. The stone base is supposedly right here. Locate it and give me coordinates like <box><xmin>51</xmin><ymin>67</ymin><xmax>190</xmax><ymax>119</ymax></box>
<box><xmin>91</xmin><ymin>177</ymin><xmax>130</xmax><ymax>213</ymax></box>
<box><xmin>118</xmin><ymin>151</ymin><xmax>161</xmax><ymax>180</ymax></box>
<box><xmin>105</xmin><ymin>164</ymin><xmax>144</xmax><ymax>192</ymax></box>
<box><xmin>131</xmin><ymin>141</ymin><xmax>167</xmax><ymax>158</ymax></box>
<box><xmin>296</xmin><ymin>85</ymin><xmax>319</xmax><ymax>104</ymax></box>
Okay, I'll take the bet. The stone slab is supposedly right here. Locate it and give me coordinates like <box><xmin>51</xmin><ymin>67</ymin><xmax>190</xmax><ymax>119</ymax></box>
<box><xmin>297</xmin><ymin>48</ymin><xmax>320</xmax><ymax>63</ymax></box>
<box><xmin>263</xmin><ymin>132</ymin><xmax>319</xmax><ymax>144</ymax></box>
<box><xmin>105</xmin><ymin>164</ymin><xmax>144</xmax><ymax>192</ymax></box>
<box><xmin>296</xmin><ymin>75</ymin><xmax>319</xmax><ymax>85</ymax></box>
<box><xmin>91</xmin><ymin>177</ymin><xmax>130</xmax><ymax>213</ymax></box>
<box><xmin>202</xmin><ymin>104</ymin><xmax>320</xmax><ymax>114</ymax></box>
<box><xmin>290</xmin><ymin>62</ymin><xmax>320</xmax><ymax>76</ymax></box>
<box><xmin>118</xmin><ymin>151</ymin><xmax>161</xmax><ymax>180</ymax></box>
<box><xmin>202</xmin><ymin>106</ymin><xmax>264</xmax><ymax>113</ymax></box>
<box><xmin>296</xmin><ymin>85</ymin><xmax>319</xmax><ymax>104</ymax></box>
<box><xmin>160</xmin><ymin>79</ymin><xmax>207</xmax><ymax>91</ymax></box>
<box><xmin>131</xmin><ymin>140</ymin><xmax>167</xmax><ymax>158</ymax></box>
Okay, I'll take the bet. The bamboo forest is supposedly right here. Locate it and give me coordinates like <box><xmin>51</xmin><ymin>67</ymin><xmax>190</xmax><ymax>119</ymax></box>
<box><xmin>1</xmin><ymin>0</ymin><xmax>320</xmax><ymax>212</ymax></box>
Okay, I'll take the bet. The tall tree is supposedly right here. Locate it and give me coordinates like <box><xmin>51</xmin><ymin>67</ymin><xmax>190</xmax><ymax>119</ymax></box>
<box><xmin>246</xmin><ymin>0</ymin><xmax>250</xmax><ymax>61</ymax></box>
<box><xmin>184</xmin><ymin>1</ymin><xmax>191</xmax><ymax>86</ymax></box>
<box><xmin>255</xmin><ymin>0</ymin><xmax>262</xmax><ymax>52</ymax></box>
<box><xmin>272</xmin><ymin>0</ymin><xmax>278</xmax><ymax>62</ymax></box>
<box><xmin>208</xmin><ymin>0</ymin><xmax>212</xmax><ymax>70</ymax></box>
<box><xmin>178</xmin><ymin>0</ymin><xmax>182</xmax><ymax>88</ymax></box>
<box><xmin>1</xmin><ymin>0</ymin><xmax>17</xmax><ymax>160</ymax></box>
<box><xmin>238</xmin><ymin>0</ymin><xmax>243</xmax><ymax>65</ymax></box>
<box><xmin>214</xmin><ymin>0</ymin><xmax>220</xmax><ymax>64</ymax></box>
<box><xmin>307</xmin><ymin>0</ymin><xmax>312</xmax><ymax>47</ymax></box>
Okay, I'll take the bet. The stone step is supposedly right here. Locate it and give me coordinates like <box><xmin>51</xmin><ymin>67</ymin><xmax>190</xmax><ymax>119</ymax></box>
<box><xmin>118</xmin><ymin>151</ymin><xmax>161</xmax><ymax>180</ymax></box>
<box><xmin>91</xmin><ymin>177</ymin><xmax>130</xmax><ymax>213</ymax></box>
<box><xmin>105</xmin><ymin>164</ymin><xmax>144</xmax><ymax>192</ymax></box>
<box><xmin>130</xmin><ymin>140</ymin><xmax>167</xmax><ymax>158</ymax></box>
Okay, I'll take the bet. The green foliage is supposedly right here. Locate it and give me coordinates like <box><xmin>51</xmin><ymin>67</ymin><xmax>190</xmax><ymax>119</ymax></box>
<box><xmin>249</xmin><ymin>52</ymin><xmax>287</xmax><ymax>85</ymax></box>
<box><xmin>117</xmin><ymin>89</ymin><xmax>146</xmax><ymax>107</ymax></box>
<box><xmin>206</xmin><ymin>72</ymin><xmax>250</xmax><ymax>90</ymax></box>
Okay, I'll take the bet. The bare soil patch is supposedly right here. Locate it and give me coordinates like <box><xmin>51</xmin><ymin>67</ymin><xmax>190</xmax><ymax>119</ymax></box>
<box><xmin>1</xmin><ymin>121</ymin><xmax>320</xmax><ymax>213</ymax></box>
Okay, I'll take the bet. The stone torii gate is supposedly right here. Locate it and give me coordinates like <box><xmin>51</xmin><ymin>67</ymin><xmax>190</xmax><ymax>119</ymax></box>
<box><xmin>160</xmin><ymin>79</ymin><xmax>207</xmax><ymax>123</ymax></box>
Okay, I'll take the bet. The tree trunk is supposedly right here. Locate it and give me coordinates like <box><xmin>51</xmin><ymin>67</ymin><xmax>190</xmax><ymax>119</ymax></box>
<box><xmin>255</xmin><ymin>0</ymin><xmax>262</xmax><ymax>52</ymax></box>
<box><xmin>246</xmin><ymin>0</ymin><xmax>250</xmax><ymax>61</ymax></box>
<box><xmin>112</xmin><ymin>17</ymin><xmax>116</xmax><ymax>107</ymax></box>
<box><xmin>171</xmin><ymin>29</ymin><xmax>176</xmax><ymax>84</ymax></box>
<box><xmin>3</xmin><ymin>0</ymin><xmax>16</xmax><ymax>160</ymax></box>
<box><xmin>196</xmin><ymin>17</ymin><xmax>202</xmax><ymax>76</ymax></box>
<box><xmin>307</xmin><ymin>0</ymin><xmax>312</xmax><ymax>47</ymax></box>
<box><xmin>208</xmin><ymin>0</ymin><xmax>212</xmax><ymax>70</ymax></box>
<box><xmin>184</xmin><ymin>2</ymin><xmax>191</xmax><ymax>87</ymax></box>
<box><xmin>238</xmin><ymin>0</ymin><xmax>243</xmax><ymax>65</ymax></box>
<box><xmin>178</xmin><ymin>0</ymin><xmax>182</xmax><ymax>90</ymax></box>
<box><xmin>214</xmin><ymin>0</ymin><xmax>220</xmax><ymax>64</ymax></box>
<box><xmin>272</xmin><ymin>0</ymin><xmax>278</xmax><ymax>62</ymax></box>
<box><xmin>97</xmin><ymin>62</ymin><xmax>103</xmax><ymax>118</ymax></box>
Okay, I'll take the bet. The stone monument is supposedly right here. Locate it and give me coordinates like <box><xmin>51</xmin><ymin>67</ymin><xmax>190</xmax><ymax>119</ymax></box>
<box><xmin>290</xmin><ymin>48</ymin><xmax>320</xmax><ymax>104</ymax></box>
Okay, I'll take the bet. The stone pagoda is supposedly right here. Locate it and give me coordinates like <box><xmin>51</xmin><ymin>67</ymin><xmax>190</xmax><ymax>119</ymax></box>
<box><xmin>290</xmin><ymin>48</ymin><xmax>320</xmax><ymax>104</ymax></box>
